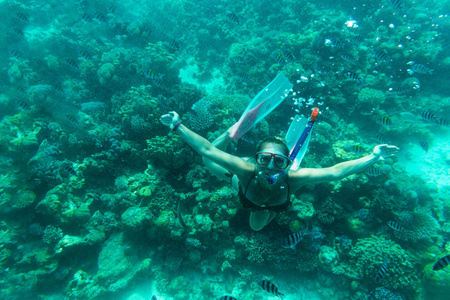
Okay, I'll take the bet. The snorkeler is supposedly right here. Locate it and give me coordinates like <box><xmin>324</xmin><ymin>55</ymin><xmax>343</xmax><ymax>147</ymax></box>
<box><xmin>160</xmin><ymin>110</ymin><xmax>399</xmax><ymax>231</ymax></box>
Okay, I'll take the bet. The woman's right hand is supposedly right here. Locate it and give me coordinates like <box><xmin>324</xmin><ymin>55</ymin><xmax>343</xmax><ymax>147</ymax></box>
<box><xmin>160</xmin><ymin>111</ymin><xmax>180</xmax><ymax>129</ymax></box>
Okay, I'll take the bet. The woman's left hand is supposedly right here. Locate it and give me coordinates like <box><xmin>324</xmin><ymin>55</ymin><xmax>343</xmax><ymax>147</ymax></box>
<box><xmin>373</xmin><ymin>144</ymin><xmax>399</xmax><ymax>160</ymax></box>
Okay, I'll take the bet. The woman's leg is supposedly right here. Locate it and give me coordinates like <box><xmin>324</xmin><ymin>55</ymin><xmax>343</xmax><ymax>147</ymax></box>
<box><xmin>249</xmin><ymin>210</ymin><xmax>277</xmax><ymax>231</ymax></box>
<box><xmin>202</xmin><ymin>131</ymin><xmax>233</xmax><ymax>181</ymax></box>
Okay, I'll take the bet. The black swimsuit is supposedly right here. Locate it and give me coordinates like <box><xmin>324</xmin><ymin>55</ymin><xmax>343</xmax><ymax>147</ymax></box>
<box><xmin>238</xmin><ymin>171</ymin><xmax>292</xmax><ymax>213</ymax></box>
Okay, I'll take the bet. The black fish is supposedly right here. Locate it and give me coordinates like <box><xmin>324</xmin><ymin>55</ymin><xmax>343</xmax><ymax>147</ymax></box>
<box><xmin>226</xmin><ymin>13</ymin><xmax>240</xmax><ymax>24</ymax></box>
<box><xmin>282</xmin><ymin>227</ymin><xmax>308</xmax><ymax>249</ymax></box>
<box><xmin>220</xmin><ymin>296</ymin><xmax>238</xmax><ymax>300</ymax></box>
<box><xmin>258</xmin><ymin>280</ymin><xmax>284</xmax><ymax>299</ymax></box>
<box><xmin>433</xmin><ymin>254</ymin><xmax>450</xmax><ymax>271</ymax></box>
<box><xmin>375</xmin><ymin>257</ymin><xmax>389</xmax><ymax>283</ymax></box>
<box><xmin>419</xmin><ymin>141</ymin><xmax>429</xmax><ymax>153</ymax></box>
<box><xmin>387</xmin><ymin>221</ymin><xmax>404</xmax><ymax>232</ymax></box>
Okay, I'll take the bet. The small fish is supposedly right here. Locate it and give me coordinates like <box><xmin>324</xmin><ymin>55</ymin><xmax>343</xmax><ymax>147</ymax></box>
<box><xmin>433</xmin><ymin>254</ymin><xmax>450</xmax><ymax>271</ymax></box>
<box><xmin>65</xmin><ymin>114</ymin><xmax>78</xmax><ymax>125</ymax></box>
<box><xmin>421</xmin><ymin>110</ymin><xmax>438</xmax><ymax>122</ymax></box>
<box><xmin>419</xmin><ymin>141</ymin><xmax>429</xmax><ymax>153</ymax></box>
<box><xmin>64</xmin><ymin>58</ymin><xmax>80</xmax><ymax>71</ymax></box>
<box><xmin>61</xmin><ymin>163</ymin><xmax>77</xmax><ymax>176</ymax></box>
<box><xmin>374</xmin><ymin>49</ymin><xmax>390</xmax><ymax>62</ymax></box>
<box><xmin>344</xmin><ymin>143</ymin><xmax>365</xmax><ymax>154</ymax></box>
<box><xmin>273</xmin><ymin>52</ymin><xmax>285</xmax><ymax>64</ymax></box>
<box><xmin>140</xmin><ymin>24</ymin><xmax>152</xmax><ymax>36</ymax></box>
<box><xmin>15</xmin><ymin>11</ymin><xmax>30</xmax><ymax>23</ymax></box>
<box><xmin>340</xmin><ymin>53</ymin><xmax>356</xmax><ymax>62</ymax></box>
<box><xmin>375</xmin><ymin>256</ymin><xmax>389</xmax><ymax>283</ymax></box>
<box><xmin>220</xmin><ymin>296</ymin><xmax>238</xmax><ymax>300</ymax></box>
<box><xmin>313</xmin><ymin>63</ymin><xmax>326</xmax><ymax>74</ymax></box>
<box><xmin>374</xmin><ymin>134</ymin><xmax>390</xmax><ymax>144</ymax></box>
<box><xmin>12</xmin><ymin>27</ymin><xmax>24</xmax><ymax>37</ymax></box>
<box><xmin>52</xmin><ymin>84</ymin><xmax>65</xmax><ymax>94</ymax></box>
<box><xmin>409</xmin><ymin>62</ymin><xmax>434</xmax><ymax>75</ymax></box>
<box><xmin>16</xmin><ymin>99</ymin><xmax>31</xmax><ymax>110</ymax></box>
<box><xmin>387</xmin><ymin>221</ymin><xmax>404</xmax><ymax>232</ymax></box>
<box><xmin>320</xmin><ymin>110</ymin><xmax>338</xmax><ymax>122</ymax></box>
<box><xmin>376</xmin><ymin>116</ymin><xmax>392</xmax><ymax>126</ymax></box>
<box><xmin>324</xmin><ymin>35</ymin><xmax>342</xmax><ymax>48</ymax></box>
<box><xmin>349</xmin><ymin>35</ymin><xmax>365</xmax><ymax>44</ymax></box>
<box><xmin>258</xmin><ymin>280</ymin><xmax>284</xmax><ymax>299</ymax></box>
<box><xmin>282</xmin><ymin>227</ymin><xmax>308</xmax><ymax>249</ymax></box>
<box><xmin>16</xmin><ymin>86</ymin><xmax>27</xmax><ymax>95</ymax></box>
<box><xmin>365</xmin><ymin>166</ymin><xmax>382</xmax><ymax>176</ymax></box>
<box><xmin>168</xmin><ymin>39</ymin><xmax>181</xmax><ymax>51</ymax></box>
<box><xmin>151</xmin><ymin>296</ymin><xmax>157</xmax><ymax>300</ymax></box>
<box><xmin>345</xmin><ymin>71</ymin><xmax>363</xmax><ymax>83</ymax></box>
<box><xmin>232</xmin><ymin>56</ymin><xmax>245</xmax><ymax>64</ymax></box>
<box><xmin>282</xmin><ymin>49</ymin><xmax>295</xmax><ymax>63</ymax></box>
<box><xmin>8</xmin><ymin>47</ymin><xmax>21</xmax><ymax>60</ymax></box>
<box><xmin>94</xmin><ymin>12</ymin><xmax>108</xmax><ymax>23</ymax></box>
<box><xmin>81</xmin><ymin>13</ymin><xmax>93</xmax><ymax>23</ymax></box>
<box><xmin>236</xmin><ymin>71</ymin><xmax>250</xmax><ymax>80</ymax></box>
<box><xmin>390</xmin><ymin>0</ymin><xmax>404</xmax><ymax>10</ymax></box>
<box><xmin>437</xmin><ymin>118</ymin><xmax>449</xmax><ymax>126</ymax></box>
<box><xmin>226</xmin><ymin>13</ymin><xmax>240</xmax><ymax>24</ymax></box>
<box><xmin>78</xmin><ymin>49</ymin><xmax>93</xmax><ymax>60</ymax></box>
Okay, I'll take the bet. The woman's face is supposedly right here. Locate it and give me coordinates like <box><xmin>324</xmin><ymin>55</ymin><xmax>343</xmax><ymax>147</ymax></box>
<box><xmin>255</xmin><ymin>143</ymin><xmax>290</xmax><ymax>173</ymax></box>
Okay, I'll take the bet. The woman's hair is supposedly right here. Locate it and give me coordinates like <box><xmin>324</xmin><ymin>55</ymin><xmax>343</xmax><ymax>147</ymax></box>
<box><xmin>256</xmin><ymin>137</ymin><xmax>290</xmax><ymax>156</ymax></box>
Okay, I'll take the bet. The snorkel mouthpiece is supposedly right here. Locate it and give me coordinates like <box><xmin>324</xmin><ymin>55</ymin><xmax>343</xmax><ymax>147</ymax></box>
<box><xmin>267</xmin><ymin>171</ymin><xmax>286</xmax><ymax>184</ymax></box>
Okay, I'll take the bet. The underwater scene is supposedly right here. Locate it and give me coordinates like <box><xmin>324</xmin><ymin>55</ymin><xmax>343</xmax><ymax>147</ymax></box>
<box><xmin>1</xmin><ymin>0</ymin><xmax>450</xmax><ymax>299</ymax></box>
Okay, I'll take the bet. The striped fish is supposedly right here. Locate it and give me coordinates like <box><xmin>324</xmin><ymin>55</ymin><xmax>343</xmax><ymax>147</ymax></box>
<box><xmin>349</xmin><ymin>35</ymin><xmax>365</xmax><ymax>44</ymax></box>
<box><xmin>377</xmin><ymin>116</ymin><xmax>392</xmax><ymax>126</ymax></box>
<box><xmin>15</xmin><ymin>11</ymin><xmax>30</xmax><ymax>23</ymax></box>
<box><xmin>282</xmin><ymin>227</ymin><xmax>308</xmax><ymax>249</ymax></box>
<box><xmin>340</xmin><ymin>53</ymin><xmax>356</xmax><ymax>62</ymax></box>
<box><xmin>61</xmin><ymin>163</ymin><xmax>77</xmax><ymax>176</ymax></box>
<box><xmin>273</xmin><ymin>52</ymin><xmax>285</xmax><ymax>64</ymax></box>
<box><xmin>258</xmin><ymin>280</ymin><xmax>284</xmax><ymax>299</ymax></box>
<box><xmin>345</xmin><ymin>71</ymin><xmax>365</xmax><ymax>84</ymax></box>
<box><xmin>387</xmin><ymin>221</ymin><xmax>404</xmax><ymax>232</ymax></box>
<box><xmin>374</xmin><ymin>134</ymin><xmax>390</xmax><ymax>144</ymax></box>
<box><xmin>16</xmin><ymin>99</ymin><xmax>31</xmax><ymax>110</ymax></box>
<box><xmin>410</xmin><ymin>63</ymin><xmax>434</xmax><ymax>75</ymax></box>
<box><xmin>374</xmin><ymin>49</ymin><xmax>390</xmax><ymax>62</ymax></box>
<box><xmin>390</xmin><ymin>0</ymin><xmax>404</xmax><ymax>10</ymax></box>
<box><xmin>226</xmin><ymin>13</ymin><xmax>240</xmax><ymax>24</ymax></box>
<box><xmin>232</xmin><ymin>56</ymin><xmax>245</xmax><ymax>64</ymax></box>
<box><xmin>419</xmin><ymin>141</ymin><xmax>429</xmax><ymax>153</ymax></box>
<box><xmin>433</xmin><ymin>254</ymin><xmax>450</xmax><ymax>271</ymax></box>
<box><xmin>168</xmin><ymin>39</ymin><xmax>181</xmax><ymax>51</ymax></box>
<box><xmin>220</xmin><ymin>296</ymin><xmax>238</xmax><ymax>300</ymax></box>
<box><xmin>421</xmin><ymin>110</ymin><xmax>438</xmax><ymax>122</ymax></box>
<box><xmin>375</xmin><ymin>258</ymin><xmax>389</xmax><ymax>283</ymax></box>
<box><xmin>344</xmin><ymin>143</ymin><xmax>365</xmax><ymax>154</ymax></box>
<box><xmin>437</xmin><ymin>118</ymin><xmax>449</xmax><ymax>126</ymax></box>
<box><xmin>365</xmin><ymin>166</ymin><xmax>382</xmax><ymax>176</ymax></box>
<box><xmin>282</xmin><ymin>49</ymin><xmax>295</xmax><ymax>63</ymax></box>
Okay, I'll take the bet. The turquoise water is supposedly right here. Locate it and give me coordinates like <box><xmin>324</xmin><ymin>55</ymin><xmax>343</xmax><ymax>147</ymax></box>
<box><xmin>0</xmin><ymin>0</ymin><xmax>449</xmax><ymax>299</ymax></box>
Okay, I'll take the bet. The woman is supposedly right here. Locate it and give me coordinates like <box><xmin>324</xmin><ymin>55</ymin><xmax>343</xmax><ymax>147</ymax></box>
<box><xmin>160</xmin><ymin>111</ymin><xmax>399</xmax><ymax>231</ymax></box>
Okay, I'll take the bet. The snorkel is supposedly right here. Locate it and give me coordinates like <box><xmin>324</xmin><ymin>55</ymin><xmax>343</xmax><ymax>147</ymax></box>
<box><xmin>267</xmin><ymin>107</ymin><xmax>319</xmax><ymax>184</ymax></box>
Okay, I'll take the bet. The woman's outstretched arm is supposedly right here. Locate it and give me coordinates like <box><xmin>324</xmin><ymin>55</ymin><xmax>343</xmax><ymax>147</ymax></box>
<box><xmin>289</xmin><ymin>144</ymin><xmax>399</xmax><ymax>192</ymax></box>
